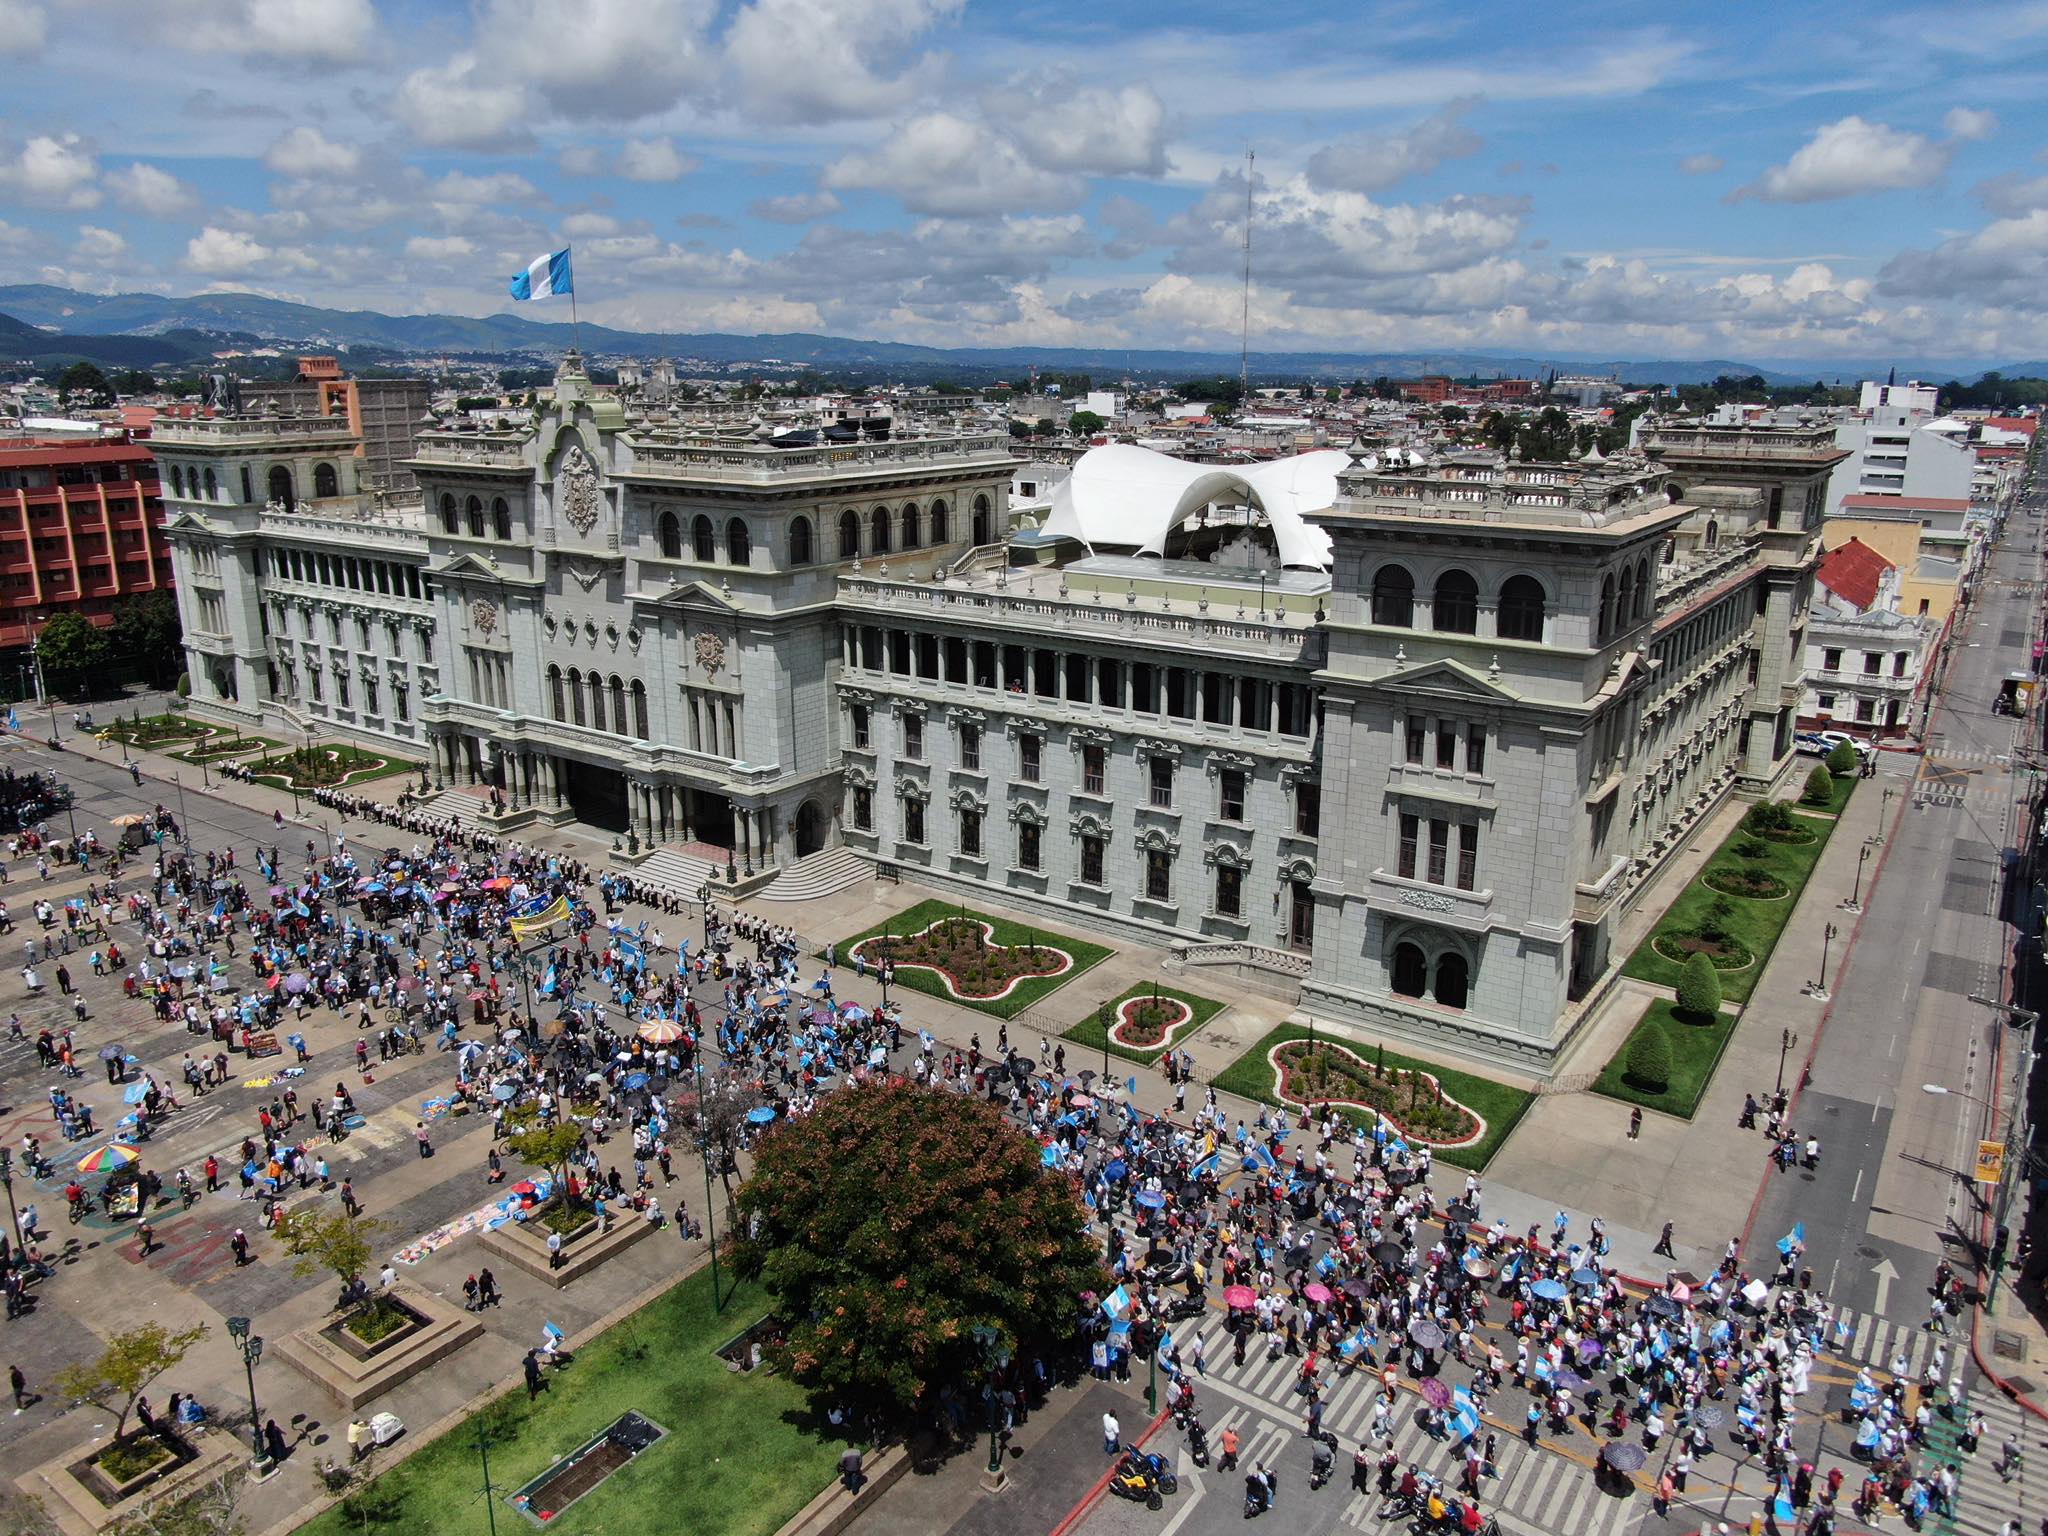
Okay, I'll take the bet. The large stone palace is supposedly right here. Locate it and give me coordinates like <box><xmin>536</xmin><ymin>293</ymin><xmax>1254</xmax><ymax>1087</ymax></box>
<box><xmin>153</xmin><ymin>355</ymin><xmax>1844</xmax><ymax>1074</ymax></box>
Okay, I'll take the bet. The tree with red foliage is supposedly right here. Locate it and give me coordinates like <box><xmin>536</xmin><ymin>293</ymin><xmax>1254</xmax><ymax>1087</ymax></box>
<box><xmin>728</xmin><ymin>1078</ymin><xmax>1106</xmax><ymax>1421</ymax></box>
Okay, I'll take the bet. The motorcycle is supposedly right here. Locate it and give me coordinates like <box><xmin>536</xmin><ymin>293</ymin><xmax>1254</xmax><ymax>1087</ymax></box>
<box><xmin>1184</xmin><ymin>1418</ymin><xmax>1209</xmax><ymax>1468</ymax></box>
<box><xmin>1108</xmin><ymin>1448</ymin><xmax>1178</xmax><ymax>1510</ymax></box>
<box><xmin>1156</xmin><ymin>1292</ymin><xmax>1205</xmax><ymax>1323</ymax></box>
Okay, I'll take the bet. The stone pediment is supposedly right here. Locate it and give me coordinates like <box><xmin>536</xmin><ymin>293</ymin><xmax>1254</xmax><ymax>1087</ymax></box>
<box><xmin>640</xmin><ymin>578</ymin><xmax>740</xmax><ymax>613</ymax></box>
<box><xmin>435</xmin><ymin>551</ymin><xmax>505</xmax><ymax>580</ymax></box>
<box><xmin>163</xmin><ymin>509</ymin><xmax>213</xmax><ymax>533</ymax></box>
<box><xmin>1377</xmin><ymin>658</ymin><xmax>1517</xmax><ymax>703</ymax></box>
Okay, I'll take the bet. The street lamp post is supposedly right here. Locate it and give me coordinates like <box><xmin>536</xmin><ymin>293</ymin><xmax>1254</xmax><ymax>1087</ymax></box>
<box><xmin>1843</xmin><ymin>845</ymin><xmax>1872</xmax><ymax>912</ymax></box>
<box><xmin>223</xmin><ymin>1316</ymin><xmax>273</xmax><ymax>1474</ymax></box>
<box><xmin>171</xmin><ymin>774</ymin><xmax>193</xmax><ymax>858</ymax></box>
<box><xmin>688</xmin><ymin>1049</ymin><xmax>724</xmax><ymax>1315</ymax></box>
<box><xmin>1811</xmin><ymin>922</ymin><xmax>1838</xmax><ymax>1002</ymax></box>
<box><xmin>1958</xmin><ymin>997</ymin><xmax>2041</xmax><ymax>1309</ymax></box>
<box><xmin>1776</xmin><ymin>1028</ymin><xmax>1800</xmax><ymax>1097</ymax></box>
<box><xmin>968</xmin><ymin>1324</ymin><xmax>1009</xmax><ymax>1490</ymax></box>
<box><xmin>0</xmin><ymin>1150</ymin><xmax>20</xmax><ymax>1272</ymax></box>
<box><xmin>29</xmin><ymin>630</ymin><xmax>59</xmax><ymax>749</ymax></box>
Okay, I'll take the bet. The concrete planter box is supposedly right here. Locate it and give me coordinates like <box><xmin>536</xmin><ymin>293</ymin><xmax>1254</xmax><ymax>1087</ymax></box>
<box><xmin>477</xmin><ymin>1205</ymin><xmax>657</xmax><ymax>1288</ymax></box>
<box><xmin>275</xmin><ymin>1282</ymin><xmax>484</xmax><ymax>1411</ymax></box>
<box><xmin>22</xmin><ymin>1430</ymin><xmax>239</xmax><ymax>1536</ymax></box>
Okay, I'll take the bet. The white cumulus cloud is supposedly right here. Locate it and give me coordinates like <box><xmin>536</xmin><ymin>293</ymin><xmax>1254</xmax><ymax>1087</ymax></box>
<box><xmin>405</xmin><ymin>235</ymin><xmax>476</xmax><ymax>262</ymax></box>
<box><xmin>748</xmin><ymin>190</ymin><xmax>841</xmax><ymax>224</ymax></box>
<box><xmin>988</xmin><ymin>71</ymin><xmax>1167</xmax><ymax>178</ymax></box>
<box><xmin>264</xmin><ymin>126</ymin><xmax>361</xmax><ymax>178</ymax></box>
<box><xmin>825</xmin><ymin>113</ymin><xmax>1080</xmax><ymax>216</ymax></box>
<box><xmin>73</xmin><ymin>225</ymin><xmax>127</xmax><ymax>260</ymax></box>
<box><xmin>1945</xmin><ymin>107</ymin><xmax>1998</xmax><ymax>142</ymax></box>
<box><xmin>0</xmin><ymin>0</ymin><xmax>47</xmax><ymax>54</ymax></box>
<box><xmin>477</xmin><ymin>0</ymin><xmax>717</xmax><ymax>120</ymax></box>
<box><xmin>143</xmin><ymin>0</ymin><xmax>375</xmax><ymax>62</ymax></box>
<box><xmin>725</xmin><ymin>0</ymin><xmax>962</xmax><ymax>124</ymax></box>
<box><xmin>1733</xmin><ymin>117</ymin><xmax>1952</xmax><ymax>203</ymax></box>
<box><xmin>618</xmin><ymin>138</ymin><xmax>697</xmax><ymax>182</ymax></box>
<box><xmin>0</xmin><ymin>134</ymin><xmax>98</xmax><ymax>208</ymax></box>
<box><xmin>392</xmin><ymin>57</ymin><xmax>532</xmax><ymax>150</ymax></box>
<box><xmin>107</xmin><ymin>162</ymin><xmax>197</xmax><ymax>217</ymax></box>
<box><xmin>1307</xmin><ymin>98</ymin><xmax>1483</xmax><ymax>194</ymax></box>
<box><xmin>185</xmin><ymin>225</ymin><xmax>271</xmax><ymax>273</ymax></box>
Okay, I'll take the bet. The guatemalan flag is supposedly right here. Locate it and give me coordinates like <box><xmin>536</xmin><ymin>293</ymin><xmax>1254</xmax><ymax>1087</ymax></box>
<box><xmin>509</xmin><ymin>248</ymin><xmax>573</xmax><ymax>301</ymax></box>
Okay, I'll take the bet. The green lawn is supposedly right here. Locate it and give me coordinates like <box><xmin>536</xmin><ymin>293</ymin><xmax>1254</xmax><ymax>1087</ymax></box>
<box><xmin>97</xmin><ymin>712</ymin><xmax>205</xmax><ymax>746</ymax></box>
<box><xmin>1212</xmin><ymin>1024</ymin><xmax>1534</xmax><ymax>1173</ymax></box>
<box><xmin>1590</xmin><ymin>998</ymin><xmax>1739</xmax><ymax>1120</ymax></box>
<box><xmin>833</xmin><ymin>897</ymin><xmax>1111</xmax><ymax>1019</ymax></box>
<box><xmin>1620</xmin><ymin>805</ymin><xmax>1838</xmax><ymax>1002</ymax></box>
<box><xmin>168</xmin><ymin>733</ymin><xmax>278</xmax><ymax>763</ymax></box>
<box><xmin>299</xmin><ymin>1269</ymin><xmax>841</xmax><ymax>1536</ymax></box>
<box><xmin>1062</xmin><ymin>981</ymin><xmax>1228</xmax><ymax>1065</ymax></box>
<box><xmin>248</xmin><ymin>745</ymin><xmax>422</xmax><ymax>792</ymax></box>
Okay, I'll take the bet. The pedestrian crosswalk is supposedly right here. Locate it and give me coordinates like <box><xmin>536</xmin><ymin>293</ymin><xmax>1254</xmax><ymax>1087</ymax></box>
<box><xmin>1825</xmin><ymin>1302</ymin><xmax>1945</xmax><ymax>1380</ymax></box>
<box><xmin>1168</xmin><ymin>1311</ymin><xmax>1636</xmax><ymax>1536</ymax></box>
<box><xmin>1925</xmin><ymin>1373</ymin><xmax>2037</xmax><ymax>1536</ymax></box>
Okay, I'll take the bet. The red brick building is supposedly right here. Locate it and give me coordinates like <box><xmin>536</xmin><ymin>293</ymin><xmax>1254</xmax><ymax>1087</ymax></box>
<box><xmin>0</xmin><ymin>431</ymin><xmax>171</xmax><ymax>649</ymax></box>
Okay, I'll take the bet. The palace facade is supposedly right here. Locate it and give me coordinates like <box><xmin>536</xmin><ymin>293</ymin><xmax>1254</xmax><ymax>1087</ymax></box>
<box><xmin>155</xmin><ymin>356</ymin><xmax>1843</xmax><ymax>1074</ymax></box>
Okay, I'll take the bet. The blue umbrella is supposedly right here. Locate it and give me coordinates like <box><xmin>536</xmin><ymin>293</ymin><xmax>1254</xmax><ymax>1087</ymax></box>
<box><xmin>1531</xmin><ymin>1278</ymin><xmax>1569</xmax><ymax>1301</ymax></box>
<box><xmin>746</xmin><ymin>1106</ymin><xmax>777</xmax><ymax>1124</ymax></box>
<box><xmin>1571</xmin><ymin>1267</ymin><xmax>1600</xmax><ymax>1288</ymax></box>
<box><xmin>1105</xmin><ymin>1159</ymin><xmax>1128</xmax><ymax>1181</ymax></box>
<box><xmin>1134</xmin><ymin>1189</ymin><xmax>1166</xmax><ymax>1210</ymax></box>
<box><xmin>622</xmin><ymin>1070</ymin><xmax>650</xmax><ymax>1090</ymax></box>
<box><xmin>122</xmin><ymin>1082</ymin><xmax>151</xmax><ymax>1104</ymax></box>
<box><xmin>492</xmin><ymin>1081</ymin><xmax>518</xmax><ymax>1101</ymax></box>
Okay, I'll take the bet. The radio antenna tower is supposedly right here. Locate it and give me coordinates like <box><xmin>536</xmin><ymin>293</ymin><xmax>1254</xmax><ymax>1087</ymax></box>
<box><xmin>1238</xmin><ymin>147</ymin><xmax>1255</xmax><ymax>394</ymax></box>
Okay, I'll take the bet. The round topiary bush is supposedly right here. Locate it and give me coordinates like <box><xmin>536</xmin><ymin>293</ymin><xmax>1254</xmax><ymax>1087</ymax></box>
<box><xmin>1625</xmin><ymin>1018</ymin><xmax>1674</xmax><ymax>1094</ymax></box>
<box><xmin>1675</xmin><ymin>952</ymin><xmax>1723</xmax><ymax>1022</ymax></box>
<box><xmin>1825</xmin><ymin>740</ymin><xmax>1860</xmax><ymax>778</ymax></box>
<box><xmin>1802</xmin><ymin>765</ymin><xmax>1835</xmax><ymax>806</ymax></box>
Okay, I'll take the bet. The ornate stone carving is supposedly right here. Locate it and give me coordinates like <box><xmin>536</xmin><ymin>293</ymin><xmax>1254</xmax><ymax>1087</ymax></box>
<box><xmin>693</xmin><ymin>631</ymin><xmax>726</xmax><ymax>677</ymax></box>
<box><xmin>558</xmin><ymin>444</ymin><xmax>602</xmax><ymax>535</ymax></box>
<box><xmin>469</xmin><ymin>599</ymin><xmax>497</xmax><ymax>637</ymax></box>
<box><xmin>1398</xmin><ymin>889</ymin><xmax>1458</xmax><ymax>913</ymax></box>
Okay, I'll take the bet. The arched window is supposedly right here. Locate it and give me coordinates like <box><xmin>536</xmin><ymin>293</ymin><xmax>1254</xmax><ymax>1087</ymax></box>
<box><xmin>465</xmin><ymin>496</ymin><xmax>484</xmax><ymax>538</ymax></box>
<box><xmin>1497</xmin><ymin>575</ymin><xmax>1546</xmax><ymax>642</ymax></box>
<box><xmin>691</xmin><ymin>514</ymin><xmax>715</xmax><ymax>562</ymax></box>
<box><xmin>928</xmin><ymin>500</ymin><xmax>949</xmax><ymax>543</ymax></box>
<box><xmin>899</xmin><ymin>503</ymin><xmax>920</xmax><ymax>549</ymax></box>
<box><xmin>1598</xmin><ymin>574</ymin><xmax>1617</xmax><ymax>641</ymax></box>
<box><xmin>1434</xmin><ymin>952</ymin><xmax>1470</xmax><ymax>1009</ymax></box>
<box><xmin>789</xmin><ymin>515</ymin><xmax>813</xmax><ymax>565</ymax></box>
<box><xmin>169</xmin><ymin>465</ymin><xmax>185</xmax><ymax>498</ymax></box>
<box><xmin>630</xmin><ymin>679</ymin><xmax>648</xmax><ymax>739</ymax></box>
<box><xmin>440</xmin><ymin>494</ymin><xmax>459</xmax><ymax>535</ymax></box>
<box><xmin>567</xmin><ymin>668</ymin><xmax>585</xmax><ymax>726</ymax></box>
<box><xmin>1704</xmin><ymin>518</ymin><xmax>1719</xmax><ymax>549</ymax></box>
<box><xmin>1371</xmin><ymin>564</ymin><xmax>1414</xmax><ymax>627</ymax></box>
<box><xmin>1391</xmin><ymin>942</ymin><xmax>1428</xmax><ymax>998</ymax></box>
<box><xmin>1616</xmin><ymin>566</ymin><xmax>1636</xmax><ymax>633</ymax></box>
<box><xmin>609</xmin><ymin>676</ymin><xmax>627</xmax><ymax>735</ymax></box>
<box><xmin>588</xmin><ymin>673</ymin><xmax>607</xmax><ymax>731</ymax></box>
<box><xmin>725</xmin><ymin>517</ymin><xmax>750</xmax><ymax>566</ymax></box>
<box><xmin>1634</xmin><ymin>557</ymin><xmax>1652</xmax><ymax>618</ymax></box>
<box><xmin>202</xmin><ymin>468</ymin><xmax>216</xmax><ymax>500</ymax></box>
<box><xmin>869</xmin><ymin>506</ymin><xmax>892</xmax><ymax>554</ymax></box>
<box><xmin>267</xmin><ymin>464</ymin><xmax>295</xmax><ymax>511</ymax></box>
<box><xmin>547</xmin><ymin>665</ymin><xmax>564</xmax><ymax>721</ymax></box>
<box><xmin>971</xmin><ymin>494</ymin><xmax>991</xmax><ymax>545</ymax></box>
<box><xmin>1432</xmin><ymin>569</ymin><xmax>1478</xmax><ymax>634</ymax></box>
<box><xmin>313</xmin><ymin>462</ymin><xmax>339</xmax><ymax>499</ymax></box>
<box><xmin>837</xmin><ymin>510</ymin><xmax>860</xmax><ymax>560</ymax></box>
<box><xmin>658</xmin><ymin>510</ymin><xmax>681</xmax><ymax>559</ymax></box>
<box><xmin>492</xmin><ymin>497</ymin><xmax>512</xmax><ymax>541</ymax></box>
<box><xmin>1662</xmin><ymin>538</ymin><xmax>1677</xmax><ymax>565</ymax></box>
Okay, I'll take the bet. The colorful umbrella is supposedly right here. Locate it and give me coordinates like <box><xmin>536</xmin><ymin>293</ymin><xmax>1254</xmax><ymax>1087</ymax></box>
<box><xmin>1223</xmin><ymin>1285</ymin><xmax>1257</xmax><ymax>1309</ymax></box>
<box><xmin>639</xmin><ymin>1021</ymin><xmax>685</xmax><ymax>1044</ymax></box>
<box><xmin>1303</xmin><ymin>1282</ymin><xmax>1333</xmax><ymax>1304</ymax></box>
<box><xmin>76</xmin><ymin>1142</ymin><xmax>139</xmax><ymax>1173</ymax></box>
<box><xmin>1419</xmin><ymin>1377</ymin><xmax>1453</xmax><ymax>1409</ymax></box>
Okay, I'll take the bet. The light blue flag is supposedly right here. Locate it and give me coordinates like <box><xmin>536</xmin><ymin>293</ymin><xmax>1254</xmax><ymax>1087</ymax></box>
<box><xmin>1776</xmin><ymin>1222</ymin><xmax>1805</xmax><ymax>1256</ymax></box>
<box><xmin>509</xmin><ymin>249</ymin><xmax>573</xmax><ymax>301</ymax></box>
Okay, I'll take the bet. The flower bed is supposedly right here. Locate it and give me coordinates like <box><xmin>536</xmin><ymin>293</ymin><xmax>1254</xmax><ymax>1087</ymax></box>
<box><xmin>246</xmin><ymin>745</ymin><xmax>420</xmax><ymax>791</ymax></box>
<box><xmin>1703</xmin><ymin>868</ymin><xmax>1789</xmax><ymax>900</ymax></box>
<box><xmin>850</xmin><ymin>918</ymin><xmax>1071</xmax><ymax>1000</ymax></box>
<box><xmin>170</xmin><ymin>733</ymin><xmax>278</xmax><ymax>764</ymax></box>
<box><xmin>1062</xmin><ymin>982</ymin><xmax>1226</xmax><ymax>1064</ymax></box>
<box><xmin>835</xmin><ymin>900</ymin><xmax>1111</xmax><ymax>1019</ymax></box>
<box><xmin>98</xmin><ymin>712</ymin><xmax>204</xmax><ymax>747</ymax></box>
<box><xmin>1650</xmin><ymin>931</ymin><xmax>1755</xmax><ymax>970</ymax></box>
<box><xmin>1264</xmin><ymin>1039</ymin><xmax>1488</xmax><ymax>1148</ymax></box>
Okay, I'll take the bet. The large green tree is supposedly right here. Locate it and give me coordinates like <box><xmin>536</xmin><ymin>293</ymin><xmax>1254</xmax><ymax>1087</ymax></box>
<box><xmin>111</xmin><ymin>592</ymin><xmax>184</xmax><ymax>685</ymax></box>
<box><xmin>33</xmin><ymin>611</ymin><xmax>111</xmax><ymax>693</ymax></box>
<box><xmin>54</xmin><ymin>1321</ymin><xmax>207</xmax><ymax>1444</ymax></box>
<box><xmin>729</xmin><ymin>1080</ymin><xmax>1106</xmax><ymax>1421</ymax></box>
<box><xmin>56</xmin><ymin>361</ymin><xmax>113</xmax><ymax>406</ymax></box>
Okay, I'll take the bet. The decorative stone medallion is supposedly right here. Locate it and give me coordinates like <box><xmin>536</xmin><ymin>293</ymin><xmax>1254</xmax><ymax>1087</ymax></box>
<box><xmin>470</xmin><ymin>599</ymin><xmax>497</xmax><ymax>636</ymax></box>
<box><xmin>558</xmin><ymin>444</ymin><xmax>602</xmax><ymax>535</ymax></box>
<box><xmin>694</xmin><ymin>631</ymin><xmax>727</xmax><ymax>677</ymax></box>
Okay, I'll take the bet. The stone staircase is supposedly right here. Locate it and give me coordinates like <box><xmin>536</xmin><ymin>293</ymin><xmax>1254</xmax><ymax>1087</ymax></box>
<box><xmin>415</xmin><ymin>786</ymin><xmax>499</xmax><ymax>835</ymax></box>
<box><xmin>631</xmin><ymin>843</ymin><xmax>723</xmax><ymax>901</ymax></box>
<box><xmin>760</xmin><ymin>846</ymin><xmax>874</xmax><ymax>902</ymax></box>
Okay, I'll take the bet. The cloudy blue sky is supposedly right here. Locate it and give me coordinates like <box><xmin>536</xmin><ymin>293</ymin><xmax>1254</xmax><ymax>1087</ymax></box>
<box><xmin>2</xmin><ymin>0</ymin><xmax>2046</xmax><ymax>363</ymax></box>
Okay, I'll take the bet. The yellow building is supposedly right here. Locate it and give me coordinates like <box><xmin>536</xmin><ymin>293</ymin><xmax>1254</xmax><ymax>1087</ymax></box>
<box><xmin>1824</xmin><ymin>494</ymin><xmax>1969</xmax><ymax>624</ymax></box>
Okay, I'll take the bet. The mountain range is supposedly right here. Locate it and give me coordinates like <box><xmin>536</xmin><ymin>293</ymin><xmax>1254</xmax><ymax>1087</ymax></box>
<box><xmin>0</xmin><ymin>283</ymin><xmax>2034</xmax><ymax>389</ymax></box>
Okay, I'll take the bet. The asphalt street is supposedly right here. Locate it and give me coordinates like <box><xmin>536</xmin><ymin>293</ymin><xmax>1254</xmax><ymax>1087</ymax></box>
<box><xmin>1748</xmin><ymin>495</ymin><xmax>2045</xmax><ymax>1336</ymax></box>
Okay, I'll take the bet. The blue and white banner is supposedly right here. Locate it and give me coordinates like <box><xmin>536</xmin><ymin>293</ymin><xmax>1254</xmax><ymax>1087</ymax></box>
<box><xmin>509</xmin><ymin>248</ymin><xmax>573</xmax><ymax>301</ymax></box>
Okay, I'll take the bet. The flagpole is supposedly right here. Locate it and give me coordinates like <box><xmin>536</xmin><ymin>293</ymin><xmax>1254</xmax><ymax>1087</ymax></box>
<box><xmin>568</xmin><ymin>245</ymin><xmax>580</xmax><ymax>355</ymax></box>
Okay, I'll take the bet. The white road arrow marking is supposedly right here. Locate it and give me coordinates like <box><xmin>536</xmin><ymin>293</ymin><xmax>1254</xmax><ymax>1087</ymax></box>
<box><xmin>1872</xmin><ymin>1256</ymin><xmax>1900</xmax><ymax>1315</ymax></box>
<box><xmin>1158</xmin><ymin>1469</ymin><xmax>1205</xmax><ymax>1536</ymax></box>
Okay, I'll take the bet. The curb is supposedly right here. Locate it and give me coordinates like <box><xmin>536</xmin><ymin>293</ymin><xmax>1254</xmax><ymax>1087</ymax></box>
<box><xmin>1045</xmin><ymin>1408</ymin><xmax>1169</xmax><ymax>1536</ymax></box>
